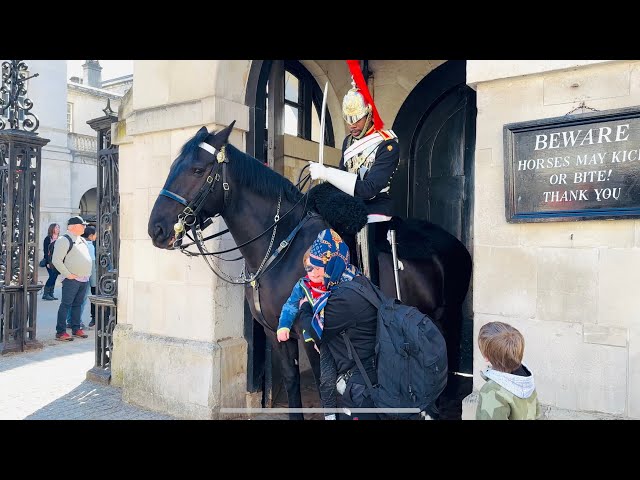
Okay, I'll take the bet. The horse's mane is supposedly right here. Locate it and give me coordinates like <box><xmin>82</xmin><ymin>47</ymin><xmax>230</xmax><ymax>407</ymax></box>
<box><xmin>225</xmin><ymin>144</ymin><xmax>302</xmax><ymax>204</ymax></box>
<box><xmin>179</xmin><ymin>129</ymin><xmax>302</xmax><ymax>205</ymax></box>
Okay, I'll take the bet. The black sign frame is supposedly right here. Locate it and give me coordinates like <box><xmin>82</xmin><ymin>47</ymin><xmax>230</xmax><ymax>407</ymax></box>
<box><xmin>504</xmin><ymin>106</ymin><xmax>640</xmax><ymax>223</ymax></box>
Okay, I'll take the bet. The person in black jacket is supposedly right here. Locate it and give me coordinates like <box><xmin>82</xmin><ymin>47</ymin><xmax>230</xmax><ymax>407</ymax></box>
<box><xmin>308</xmin><ymin>61</ymin><xmax>399</xmax><ymax>286</ymax></box>
<box><xmin>298</xmin><ymin>228</ymin><xmax>379</xmax><ymax>420</ymax></box>
<box><xmin>42</xmin><ymin>223</ymin><xmax>61</xmax><ymax>300</ymax></box>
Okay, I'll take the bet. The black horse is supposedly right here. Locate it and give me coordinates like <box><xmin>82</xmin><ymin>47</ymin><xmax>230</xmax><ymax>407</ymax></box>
<box><xmin>148</xmin><ymin>123</ymin><xmax>472</xmax><ymax>419</ymax></box>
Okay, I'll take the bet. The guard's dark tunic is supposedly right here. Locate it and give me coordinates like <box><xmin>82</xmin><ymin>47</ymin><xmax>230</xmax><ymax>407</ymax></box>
<box><xmin>338</xmin><ymin>129</ymin><xmax>400</xmax><ymax>218</ymax></box>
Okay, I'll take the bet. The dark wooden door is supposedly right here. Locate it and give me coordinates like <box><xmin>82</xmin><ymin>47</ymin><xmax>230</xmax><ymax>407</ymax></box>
<box><xmin>410</xmin><ymin>84</ymin><xmax>475</xmax><ymax>252</ymax></box>
<box><xmin>392</xmin><ymin>60</ymin><xmax>476</xmax><ymax>374</ymax></box>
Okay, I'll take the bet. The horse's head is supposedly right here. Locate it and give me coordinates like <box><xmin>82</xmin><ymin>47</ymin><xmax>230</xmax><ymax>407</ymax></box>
<box><xmin>148</xmin><ymin>121</ymin><xmax>235</xmax><ymax>249</ymax></box>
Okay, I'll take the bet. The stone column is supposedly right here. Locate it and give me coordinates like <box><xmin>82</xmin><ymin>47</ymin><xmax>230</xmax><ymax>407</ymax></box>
<box><xmin>111</xmin><ymin>61</ymin><xmax>253</xmax><ymax>419</ymax></box>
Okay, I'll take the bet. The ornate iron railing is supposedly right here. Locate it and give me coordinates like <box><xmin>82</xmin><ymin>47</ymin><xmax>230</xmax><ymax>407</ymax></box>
<box><xmin>86</xmin><ymin>102</ymin><xmax>119</xmax><ymax>383</ymax></box>
<box><xmin>0</xmin><ymin>61</ymin><xmax>48</xmax><ymax>353</ymax></box>
<box><xmin>0</xmin><ymin>60</ymin><xmax>40</xmax><ymax>133</ymax></box>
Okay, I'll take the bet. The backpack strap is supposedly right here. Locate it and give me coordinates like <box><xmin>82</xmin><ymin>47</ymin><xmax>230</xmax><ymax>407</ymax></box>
<box><xmin>48</xmin><ymin>234</ymin><xmax>74</xmax><ymax>269</ymax></box>
<box><xmin>341</xmin><ymin>331</ymin><xmax>376</xmax><ymax>395</ymax></box>
<box><xmin>339</xmin><ymin>277</ymin><xmax>384</xmax><ymax>309</ymax></box>
<box><xmin>339</xmin><ymin>278</ymin><xmax>387</xmax><ymax>397</ymax></box>
<box><xmin>63</xmin><ymin>234</ymin><xmax>74</xmax><ymax>258</ymax></box>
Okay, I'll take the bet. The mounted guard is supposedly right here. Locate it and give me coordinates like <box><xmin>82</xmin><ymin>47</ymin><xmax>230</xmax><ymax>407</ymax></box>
<box><xmin>309</xmin><ymin>60</ymin><xmax>401</xmax><ymax>297</ymax></box>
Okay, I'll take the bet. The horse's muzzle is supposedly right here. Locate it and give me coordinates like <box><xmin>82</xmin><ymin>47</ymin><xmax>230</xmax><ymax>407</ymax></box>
<box><xmin>149</xmin><ymin>223</ymin><xmax>174</xmax><ymax>249</ymax></box>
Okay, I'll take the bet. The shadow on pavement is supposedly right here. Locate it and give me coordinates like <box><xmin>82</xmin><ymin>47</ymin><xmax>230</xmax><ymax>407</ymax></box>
<box><xmin>25</xmin><ymin>380</ymin><xmax>177</xmax><ymax>420</ymax></box>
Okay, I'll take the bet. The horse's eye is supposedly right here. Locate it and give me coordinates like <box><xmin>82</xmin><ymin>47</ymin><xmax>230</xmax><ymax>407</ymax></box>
<box><xmin>193</xmin><ymin>167</ymin><xmax>205</xmax><ymax>176</ymax></box>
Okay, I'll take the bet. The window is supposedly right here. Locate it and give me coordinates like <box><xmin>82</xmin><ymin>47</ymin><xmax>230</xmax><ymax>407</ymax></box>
<box><xmin>284</xmin><ymin>71</ymin><xmax>300</xmax><ymax>136</ymax></box>
<box><xmin>285</xmin><ymin>61</ymin><xmax>334</xmax><ymax>147</ymax></box>
<box><xmin>265</xmin><ymin>61</ymin><xmax>334</xmax><ymax>147</ymax></box>
<box><xmin>310</xmin><ymin>102</ymin><xmax>322</xmax><ymax>143</ymax></box>
<box><xmin>67</xmin><ymin>102</ymin><xmax>73</xmax><ymax>132</ymax></box>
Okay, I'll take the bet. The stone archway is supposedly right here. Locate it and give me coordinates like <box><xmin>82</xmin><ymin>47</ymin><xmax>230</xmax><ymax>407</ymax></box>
<box><xmin>79</xmin><ymin>187</ymin><xmax>97</xmax><ymax>222</ymax></box>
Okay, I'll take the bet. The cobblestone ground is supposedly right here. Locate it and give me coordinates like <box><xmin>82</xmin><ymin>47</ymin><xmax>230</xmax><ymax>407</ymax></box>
<box><xmin>0</xmin><ymin>276</ymin><xmax>175</xmax><ymax>420</ymax></box>
<box><xmin>0</xmin><ymin>336</ymin><xmax>175</xmax><ymax>420</ymax></box>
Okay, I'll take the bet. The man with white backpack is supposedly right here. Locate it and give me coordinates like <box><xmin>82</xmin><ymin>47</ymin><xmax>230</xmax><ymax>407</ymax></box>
<box><xmin>51</xmin><ymin>216</ymin><xmax>92</xmax><ymax>341</ymax></box>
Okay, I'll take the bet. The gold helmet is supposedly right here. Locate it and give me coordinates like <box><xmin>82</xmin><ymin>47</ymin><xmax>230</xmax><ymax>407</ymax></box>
<box><xmin>342</xmin><ymin>79</ymin><xmax>371</xmax><ymax>125</ymax></box>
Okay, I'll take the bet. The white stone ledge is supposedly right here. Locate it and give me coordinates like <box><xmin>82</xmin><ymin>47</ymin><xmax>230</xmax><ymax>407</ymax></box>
<box><xmin>112</xmin><ymin>121</ymin><xmax>133</xmax><ymax>145</ymax></box>
<box><xmin>40</xmin><ymin>206</ymin><xmax>77</xmax><ymax>213</ymax></box>
<box><xmin>125</xmin><ymin>329</ymin><xmax>221</xmax><ymax>352</ymax></box>
<box><xmin>120</xmin><ymin>96</ymin><xmax>249</xmax><ymax>137</ymax></box>
<box><xmin>467</xmin><ymin>60</ymin><xmax>619</xmax><ymax>88</ymax></box>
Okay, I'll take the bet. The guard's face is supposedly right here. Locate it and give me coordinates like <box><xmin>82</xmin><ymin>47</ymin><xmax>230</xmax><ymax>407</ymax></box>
<box><xmin>347</xmin><ymin>116</ymin><xmax>368</xmax><ymax>137</ymax></box>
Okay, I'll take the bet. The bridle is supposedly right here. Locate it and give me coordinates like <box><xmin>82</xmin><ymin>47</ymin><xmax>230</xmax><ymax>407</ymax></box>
<box><xmin>159</xmin><ymin>141</ymin><xmax>231</xmax><ymax>239</ymax></box>
<box><xmin>158</xmin><ymin>141</ymin><xmax>315</xmax><ymax>286</ymax></box>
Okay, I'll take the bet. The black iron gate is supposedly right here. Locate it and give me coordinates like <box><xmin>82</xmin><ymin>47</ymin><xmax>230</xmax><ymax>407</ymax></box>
<box><xmin>86</xmin><ymin>102</ymin><xmax>119</xmax><ymax>383</ymax></box>
<box><xmin>0</xmin><ymin>60</ymin><xmax>48</xmax><ymax>354</ymax></box>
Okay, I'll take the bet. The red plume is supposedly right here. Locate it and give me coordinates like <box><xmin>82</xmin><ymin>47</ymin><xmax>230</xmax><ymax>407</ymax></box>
<box><xmin>346</xmin><ymin>60</ymin><xmax>383</xmax><ymax>131</ymax></box>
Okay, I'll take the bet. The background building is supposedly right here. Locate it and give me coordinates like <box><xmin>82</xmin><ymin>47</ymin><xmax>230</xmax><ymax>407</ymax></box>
<box><xmin>0</xmin><ymin>60</ymin><xmax>131</xmax><ymax>258</ymax></box>
<box><xmin>66</xmin><ymin>61</ymin><xmax>131</xmax><ymax>224</ymax></box>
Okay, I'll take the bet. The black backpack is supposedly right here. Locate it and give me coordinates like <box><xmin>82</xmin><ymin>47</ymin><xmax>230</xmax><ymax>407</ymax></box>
<box><xmin>340</xmin><ymin>279</ymin><xmax>448</xmax><ymax>419</ymax></box>
<box><xmin>48</xmin><ymin>234</ymin><xmax>74</xmax><ymax>274</ymax></box>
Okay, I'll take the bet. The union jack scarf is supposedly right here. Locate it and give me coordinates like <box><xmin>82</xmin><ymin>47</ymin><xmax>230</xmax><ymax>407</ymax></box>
<box><xmin>307</xmin><ymin>229</ymin><xmax>359</xmax><ymax>341</ymax></box>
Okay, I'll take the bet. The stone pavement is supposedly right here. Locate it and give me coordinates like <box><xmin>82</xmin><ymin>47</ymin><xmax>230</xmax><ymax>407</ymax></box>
<box><xmin>0</xmin><ymin>270</ymin><xmax>175</xmax><ymax>420</ymax></box>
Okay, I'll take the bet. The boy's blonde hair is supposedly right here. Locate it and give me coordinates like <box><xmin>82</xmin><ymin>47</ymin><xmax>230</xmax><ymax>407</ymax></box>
<box><xmin>302</xmin><ymin>248</ymin><xmax>311</xmax><ymax>267</ymax></box>
<box><xmin>478</xmin><ymin>322</ymin><xmax>524</xmax><ymax>373</ymax></box>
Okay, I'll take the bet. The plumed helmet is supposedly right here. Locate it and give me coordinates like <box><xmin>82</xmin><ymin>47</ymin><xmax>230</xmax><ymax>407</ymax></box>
<box><xmin>342</xmin><ymin>79</ymin><xmax>371</xmax><ymax>125</ymax></box>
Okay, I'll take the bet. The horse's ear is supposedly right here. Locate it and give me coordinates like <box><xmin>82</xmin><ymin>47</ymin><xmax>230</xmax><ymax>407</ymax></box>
<box><xmin>197</xmin><ymin>126</ymin><xmax>209</xmax><ymax>135</ymax></box>
<box><xmin>210</xmin><ymin>120</ymin><xmax>236</xmax><ymax>149</ymax></box>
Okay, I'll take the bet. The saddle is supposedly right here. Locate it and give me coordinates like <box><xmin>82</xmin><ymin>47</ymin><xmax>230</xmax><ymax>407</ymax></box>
<box><xmin>306</xmin><ymin>182</ymin><xmax>368</xmax><ymax>238</ymax></box>
<box><xmin>307</xmin><ymin>183</ymin><xmax>449</xmax><ymax>263</ymax></box>
<box><xmin>375</xmin><ymin>217</ymin><xmax>443</xmax><ymax>261</ymax></box>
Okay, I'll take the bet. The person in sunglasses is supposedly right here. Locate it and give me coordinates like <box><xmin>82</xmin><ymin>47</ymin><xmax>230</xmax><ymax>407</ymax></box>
<box><xmin>277</xmin><ymin>248</ymin><xmax>327</xmax><ymax>344</ymax></box>
<box><xmin>277</xmin><ymin>246</ymin><xmax>340</xmax><ymax>420</ymax></box>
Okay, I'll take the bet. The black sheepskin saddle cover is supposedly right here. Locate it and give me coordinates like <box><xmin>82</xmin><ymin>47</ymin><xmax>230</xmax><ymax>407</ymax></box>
<box><xmin>306</xmin><ymin>183</ymin><xmax>368</xmax><ymax>238</ymax></box>
<box><xmin>306</xmin><ymin>183</ymin><xmax>465</xmax><ymax>264</ymax></box>
<box><xmin>378</xmin><ymin>218</ymin><xmax>463</xmax><ymax>262</ymax></box>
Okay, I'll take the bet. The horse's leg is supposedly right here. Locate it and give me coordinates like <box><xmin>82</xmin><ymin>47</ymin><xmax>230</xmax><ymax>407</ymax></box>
<box><xmin>434</xmin><ymin>249</ymin><xmax>472</xmax><ymax>421</ymax></box>
<box><xmin>300</xmin><ymin>339</ymin><xmax>322</xmax><ymax>394</ymax></box>
<box><xmin>271</xmin><ymin>336</ymin><xmax>304</xmax><ymax>420</ymax></box>
<box><xmin>433</xmin><ymin>304</ymin><xmax>466</xmax><ymax>420</ymax></box>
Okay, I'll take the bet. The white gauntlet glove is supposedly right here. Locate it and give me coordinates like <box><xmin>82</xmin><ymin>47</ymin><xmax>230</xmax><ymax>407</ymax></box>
<box><xmin>308</xmin><ymin>162</ymin><xmax>328</xmax><ymax>181</ymax></box>
<box><xmin>308</xmin><ymin>161</ymin><xmax>357</xmax><ymax>196</ymax></box>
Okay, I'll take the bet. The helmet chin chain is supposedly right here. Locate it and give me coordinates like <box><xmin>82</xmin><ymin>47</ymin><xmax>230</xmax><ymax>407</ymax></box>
<box><xmin>352</xmin><ymin>112</ymin><xmax>373</xmax><ymax>140</ymax></box>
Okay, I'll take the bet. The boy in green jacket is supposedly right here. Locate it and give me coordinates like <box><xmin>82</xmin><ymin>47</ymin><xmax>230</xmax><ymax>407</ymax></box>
<box><xmin>476</xmin><ymin>321</ymin><xmax>541</xmax><ymax>420</ymax></box>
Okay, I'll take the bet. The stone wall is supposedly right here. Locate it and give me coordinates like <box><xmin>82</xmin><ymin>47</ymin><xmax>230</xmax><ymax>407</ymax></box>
<box><xmin>112</xmin><ymin>60</ymin><xmax>251</xmax><ymax>419</ymax></box>
<box><xmin>468</xmin><ymin>60</ymin><xmax>640</xmax><ymax>418</ymax></box>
